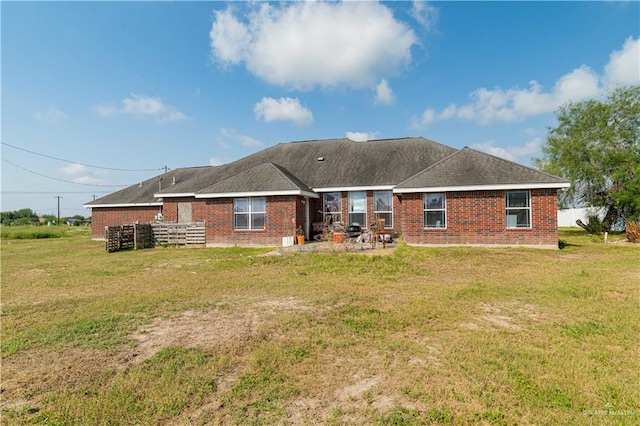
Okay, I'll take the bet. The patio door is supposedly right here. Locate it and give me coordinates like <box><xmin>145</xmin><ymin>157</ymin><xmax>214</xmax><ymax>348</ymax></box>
<box><xmin>348</xmin><ymin>192</ymin><xmax>367</xmax><ymax>227</ymax></box>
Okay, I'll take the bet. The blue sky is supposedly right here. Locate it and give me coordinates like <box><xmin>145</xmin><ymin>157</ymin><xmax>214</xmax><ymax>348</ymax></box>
<box><xmin>2</xmin><ymin>1</ymin><xmax>639</xmax><ymax>217</ymax></box>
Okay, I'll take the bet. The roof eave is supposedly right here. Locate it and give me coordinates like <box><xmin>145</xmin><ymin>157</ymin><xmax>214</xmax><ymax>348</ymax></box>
<box><xmin>84</xmin><ymin>202</ymin><xmax>163</xmax><ymax>208</ymax></box>
<box><xmin>313</xmin><ymin>185</ymin><xmax>395</xmax><ymax>192</ymax></box>
<box><xmin>153</xmin><ymin>192</ymin><xmax>196</xmax><ymax>198</ymax></box>
<box><xmin>393</xmin><ymin>182</ymin><xmax>571</xmax><ymax>193</ymax></box>
<box><xmin>195</xmin><ymin>189</ymin><xmax>319</xmax><ymax>199</ymax></box>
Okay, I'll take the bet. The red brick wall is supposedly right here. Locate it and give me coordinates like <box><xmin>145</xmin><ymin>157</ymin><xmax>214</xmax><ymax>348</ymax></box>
<box><xmin>162</xmin><ymin>197</ymin><xmax>207</xmax><ymax>223</ymax></box>
<box><xmin>90</xmin><ymin>206</ymin><xmax>160</xmax><ymax>239</ymax></box>
<box><xmin>203</xmin><ymin>195</ymin><xmax>302</xmax><ymax>246</ymax></box>
<box><xmin>91</xmin><ymin>189</ymin><xmax>559</xmax><ymax>247</ymax></box>
<box><xmin>400</xmin><ymin>189</ymin><xmax>559</xmax><ymax>247</ymax></box>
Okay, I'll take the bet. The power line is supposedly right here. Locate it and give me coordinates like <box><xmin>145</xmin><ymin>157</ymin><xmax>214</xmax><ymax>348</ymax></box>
<box><xmin>1</xmin><ymin>141</ymin><xmax>164</xmax><ymax>172</ymax></box>
<box><xmin>3</xmin><ymin>159</ymin><xmax>129</xmax><ymax>187</ymax></box>
<box><xmin>1</xmin><ymin>191</ymin><xmax>111</xmax><ymax>194</ymax></box>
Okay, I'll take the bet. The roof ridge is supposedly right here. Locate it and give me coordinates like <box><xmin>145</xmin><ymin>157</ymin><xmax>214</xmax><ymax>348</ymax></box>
<box><xmin>396</xmin><ymin>147</ymin><xmax>462</xmax><ymax>186</ymax></box>
<box><xmin>196</xmin><ymin>162</ymin><xmax>273</xmax><ymax>192</ymax></box>
<box><xmin>195</xmin><ymin>161</ymin><xmax>311</xmax><ymax>194</ymax></box>
<box><xmin>462</xmin><ymin>147</ymin><xmax>568</xmax><ymax>182</ymax></box>
<box><xmin>268</xmin><ymin>162</ymin><xmax>312</xmax><ymax>191</ymax></box>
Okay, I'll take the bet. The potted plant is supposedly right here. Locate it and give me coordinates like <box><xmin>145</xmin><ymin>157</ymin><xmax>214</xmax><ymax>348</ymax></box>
<box><xmin>296</xmin><ymin>226</ymin><xmax>305</xmax><ymax>245</ymax></box>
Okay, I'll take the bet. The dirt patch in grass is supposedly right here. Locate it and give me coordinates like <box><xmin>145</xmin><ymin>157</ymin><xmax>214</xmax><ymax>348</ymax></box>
<box><xmin>461</xmin><ymin>301</ymin><xmax>551</xmax><ymax>332</ymax></box>
<box><xmin>336</xmin><ymin>375</ymin><xmax>383</xmax><ymax>402</ymax></box>
<box><xmin>1</xmin><ymin>348</ymin><xmax>119</xmax><ymax>411</ymax></box>
<box><xmin>126</xmin><ymin>297</ymin><xmax>315</xmax><ymax>365</ymax></box>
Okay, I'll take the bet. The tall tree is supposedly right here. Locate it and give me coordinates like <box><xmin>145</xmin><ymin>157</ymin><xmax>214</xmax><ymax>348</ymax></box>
<box><xmin>535</xmin><ymin>86</ymin><xmax>640</xmax><ymax>229</ymax></box>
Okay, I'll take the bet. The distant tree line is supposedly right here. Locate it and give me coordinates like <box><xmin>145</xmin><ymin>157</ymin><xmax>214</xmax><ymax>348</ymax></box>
<box><xmin>0</xmin><ymin>208</ymin><xmax>89</xmax><ymax>226</ymax></box>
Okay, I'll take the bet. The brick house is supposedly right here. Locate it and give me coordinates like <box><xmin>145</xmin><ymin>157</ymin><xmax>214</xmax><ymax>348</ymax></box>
<box><xmin>85</xmin><ymin>137</ymin><xmax>569</xmax><ymax>248</ymax></box>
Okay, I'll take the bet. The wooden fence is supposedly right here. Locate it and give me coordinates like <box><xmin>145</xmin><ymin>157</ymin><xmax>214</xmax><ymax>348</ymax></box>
<box><xmin>151</xmin><ymin>222</ymin><xmax>205</xmax><ymax>246</ymax></box>
<box><xmin>105</xmin><ymin>224</ymin><xmax>154</xmax><ymax>253</ymax></box>
<box><xmin>105</xmin><ymin>222</ymin><xmax>205</xmax><ymax>252</ymax></box>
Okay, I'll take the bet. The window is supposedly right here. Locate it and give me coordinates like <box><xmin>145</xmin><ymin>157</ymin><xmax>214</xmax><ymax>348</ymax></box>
<box><xmin>374</xmin><ymin>191</ymin><xmax>393</xmax><ymax>228</ymax></box>
<box><xmin>506</xmin><ymin>191</ymin><xmax>531</xmax><ymax>228</ymax></box>
<box><xmin>348</xmin><ymin>191</ymin><xmax>367</xmax><ymax>227</ymax></box>
<box><xmin>424</xmin><ymin>193</ymin><xmax>446</xmax><ymax>228</ymax></box>
<box><xmin>234</xmin><ymin>197</ymin><xmax>266</xmax><ymax>230</ymax></box>
<box><xmin>323</xmin><ymin>192</ymin><xmax>342</xmax><ymax>223</ymax></box>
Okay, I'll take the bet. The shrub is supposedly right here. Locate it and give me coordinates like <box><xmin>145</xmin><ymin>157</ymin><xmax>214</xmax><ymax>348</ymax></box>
<box><xmin>1</xmin><ymin>226</ymin><xmax>65</xmax><ymax>239</ymax></box>
<box><xmin>626</xmin><ymin>221</ymin><xmax>640</xmax><ymax>243</ymax></box>
<box><xmin>585</xmin><ymin>214</ymin><xmax>606</xmax><ymax>234</ymax></box>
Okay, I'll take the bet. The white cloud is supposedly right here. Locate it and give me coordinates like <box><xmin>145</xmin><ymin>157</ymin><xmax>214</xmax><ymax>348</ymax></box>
<box><xmin>414</xmin><ymin>108</ymin><xmax>436</xmax><ymax>127</ymax></box>
<box><xmin>59</xmin><ymin>163</ymin><xmax>88</xmax><ymax>175</ymax></box>
<box><xmin>346</xmin><ymin>131</ymin><xmax>380</xmax><ymax>142</ymax></box>
<box><xmin>209</xmin><ymin>8</ymin><xmax>251</xmax><ymax>65</ymax></box>
<box><xmin>472</xmin><ymin>138</ymin><xmax>542</xmax><ymax>163</ymax></box>
<box><xmin>414</xmin><ymin>37</ymin><xmax>639</xmax><ymax>127</ymax></box>
<box><xmin>94</xmin><ymin>94</ymin><xmax>188</xmax><ymax>123</ymax></box>
<box><xmin>553</xmin><ymin>65</ymin><xmax>600</xmax><ymax>105</ymax></box>
<box><xmin>71</xmin><ymin>175</ymin><xmax>108</xmax><ymax>185</ymax></box>
<box><xmin>411</xmin><ymin>1</ymin><xmax>439</xmax><ymax>31</ymax></box>
<box><xmin>604</xmin><ymin>36</ymin><xmax>640</xmax><ymax>86</ymax></box>
<box><xmin>237</xmin><ymin>134</ymin><xmax>263</xmax><ymax>149</ymax></box>
<box><xmin>254</xmin><ymin>97</ymin><xmax>313</xmax><ymax>126</ymax></box>
<box><xmin>217</xmin><ymin>128</ymin><xmax>263</xmax><ymax>149</ymax></box>
<box><xmin>451</xmin><ymin>66</ymin><xmax>596</xmax><ymax>125</ymax></box>
<box><xmin>33</xmin><ymin>106</ymin><xmax>68</xmax><ymax>124</ymax></box>
<box><xmin>413</xmin><ymin>105</ymin><xmax>458</xmax><ymax>128</ymax></box>
<box><xmin>209</xmin><ymin>157</ymin><xmax>229</xmax><ymax>166</ymax></box>
<box><xmin>59</xmin><ymin>163</ymin><xmax>109</xmax><ymax>185</ymax></box>
<box><xmin>210</xmin><ymin>1</ymin><xmax>417</xmax><ymax>90</ymax></box>
<box><xmin>374</xmin><ymin>79</ymin><xmax>395</xmax><ymax>105</ymax></box>
<box><xmin>439</xmin><ymin>104</ymin><xmax>457</xmax><ymax>120</ymax></box>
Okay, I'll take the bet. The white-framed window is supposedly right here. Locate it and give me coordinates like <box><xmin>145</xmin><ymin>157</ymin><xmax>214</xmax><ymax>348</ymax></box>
<box><xmin>374</xmin><ymin>191</ymin><xmax>393</xmax><ymax>228</ymax></box>
<box><xmin>323</xmin><ymin>192</ymin><xmax>342</xmax><ymax>223</ymax></box>
<box><xmin>234</xmin><ymin>197</ymin><xmax>266</xmax><ymax>230</ymax></box>
<box><xmin>506</xmin><ymin>190</ymin><xmax>531</xmax><ymax>228</ymax></box>
<box><xmin>348</xmin><ymin>191</ymin><xmax>367</xmax><ymax>227</ymax></box>
<box><xmin>424</xmin><ymin>193</ymin><xmax>446</xmax><ymax>228</ymax></box>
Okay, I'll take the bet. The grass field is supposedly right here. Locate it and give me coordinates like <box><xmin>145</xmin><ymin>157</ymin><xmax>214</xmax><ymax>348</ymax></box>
<box><xmin>1</xmin><ymin>228</ymin><xmax>638</xmax><ymax>425</ymax></box>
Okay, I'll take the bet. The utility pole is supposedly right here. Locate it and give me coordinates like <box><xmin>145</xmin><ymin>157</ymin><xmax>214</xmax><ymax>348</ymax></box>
<box><xmin>164</xmin><ymin>165</ymin><xmax>168</xmax><ymax>173</ymax></box>
<box><xmin>55</xmin><ymin>196</ymin><xmax>62</xmax><ymax>225</ymax></box>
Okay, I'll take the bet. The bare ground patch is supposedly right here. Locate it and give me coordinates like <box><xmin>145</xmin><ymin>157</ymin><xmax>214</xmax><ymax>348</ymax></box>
<box><xmin>461</xmin><ymin>301</ymin><xmax>553</xmax><ymax>332</ymax></box>
<box><xmin>126</xmin><ymin>297</ymin><xmax>316</xmax><ymax>365</ymax></box>
<box><xmin>1</xmin><ymin>297</ymin><xmax>318</xmax><ymax>416</ymax></box>
<box><xmin>1</xmin><ymin>348</ymin><xmax>120</xmax><ymax>411</ymax></box>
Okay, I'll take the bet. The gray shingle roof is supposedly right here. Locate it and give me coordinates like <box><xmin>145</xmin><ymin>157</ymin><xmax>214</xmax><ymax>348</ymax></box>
<box><xmin>231</xmin><ymin>137</ymin><xmax>458</xmax><ymax>189</ymax></box>
<box><xmin>396</xmin><ymin>147</ymin><xmax>569</xmax><ymax>189</ymax></box>
<box><xmin>197</xmin><ymin>162</ymin><xmax>315</xmax><ymax>196</ymax></box>
<box><xmin>85</xmin><ymin>138</ymin><xmax>568</xmax><ymax>207</ymax></box>
<box><xmin>84</xmin><ymin>166</ymin><xmax>208</xmax><ymax>206</ymax></box>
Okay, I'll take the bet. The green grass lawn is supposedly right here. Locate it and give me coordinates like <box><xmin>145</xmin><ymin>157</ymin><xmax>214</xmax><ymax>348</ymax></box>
<box><xmin>1</xmin><ymin>229</ymin><xmax>638</xmax><ymax>425</ymax></box>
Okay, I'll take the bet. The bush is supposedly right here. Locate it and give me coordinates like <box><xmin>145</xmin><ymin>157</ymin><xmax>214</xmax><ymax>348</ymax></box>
<box><xmin>626</xmin><ymin>221</ymin><xmax>640</xmax><ymax>243</ymax></box>
<box><xmin>1</xmin><ymin>226</ymin><xmax>65</xmax><ymax>239</ymax></box>
<box><xmin>585</xmin><ymin>214</ymin><xmax>606</xmax><ymax>234</ymax></box>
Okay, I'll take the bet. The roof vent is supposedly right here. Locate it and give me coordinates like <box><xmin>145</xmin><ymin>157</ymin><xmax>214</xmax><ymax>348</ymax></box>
<box><xmin>172</xmin><ymin>176</ymin><xmax>176</xmax><ymax>185</ymax></box>
<box><xmin>317</xmin><ymin>156</ymin><xmax>325</xmax><ymax>162</ymax></box>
